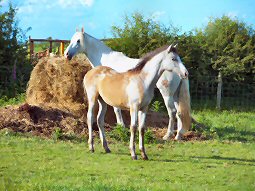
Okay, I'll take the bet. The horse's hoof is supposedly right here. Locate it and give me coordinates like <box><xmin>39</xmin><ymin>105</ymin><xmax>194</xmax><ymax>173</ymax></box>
<box><xmin>131</xmin><ymin>155</ymin><xmax>138</xmax><ymax>160</ymax></box>
<box><xmin>89</xmin><ymin>148</ymin><xmax>95</xmax><ymax>153</ymax></box>
<box><xmin>105</xmin><ymin>148</ymin><xmax>111</xmax><ymax>153</ymax></box>
<box><xmin>163</xmin><ymin>135</ymin><xmax>170</xmax><ymax>141</ymax></box>
<box><xmin>174</xmin><ymin>136</ymin><xmax>182</xmax><ymax>141</ymax></box>
<box><xmin>142</xmin><ymin>154</ymin><xmax>149</xmax><ymax>160</ymax></box>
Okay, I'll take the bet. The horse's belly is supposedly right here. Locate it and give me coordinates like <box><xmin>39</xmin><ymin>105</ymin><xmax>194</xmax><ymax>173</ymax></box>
<box><xmin>98</xmin><ymin>76</ymin><xmax>129</xmax><ymax>110</ymax></box>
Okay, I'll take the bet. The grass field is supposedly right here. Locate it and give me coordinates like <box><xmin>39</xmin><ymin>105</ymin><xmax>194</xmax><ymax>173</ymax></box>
<box><xmin>0</xmin><ymin>96</ymin><xmax>255</xmax><ymax>190</ymax></box>
<box><xmin>1</xmin><ymin>133</ymin><xmax>255</xmax><ymax>191</ymax></box>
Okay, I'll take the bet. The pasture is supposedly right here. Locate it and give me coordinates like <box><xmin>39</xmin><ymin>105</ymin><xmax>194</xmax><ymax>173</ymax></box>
<box><xmin>0</xmin><ymin>100</ymin><xmax>255</xmax><ymax>190</ymax></box>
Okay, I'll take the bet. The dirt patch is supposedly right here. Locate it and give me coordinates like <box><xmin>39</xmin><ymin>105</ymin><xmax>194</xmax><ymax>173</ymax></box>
<box><xmin>0</xmin><ymin>104</ymin><xmax>88</xmax><ymax>138</ymax></box>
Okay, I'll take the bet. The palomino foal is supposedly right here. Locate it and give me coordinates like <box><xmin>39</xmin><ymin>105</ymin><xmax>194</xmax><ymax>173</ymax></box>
<box><xmin>84</xmin><ymin>45</ymin><xmax>186</xmax><ymax>160</ymax></box>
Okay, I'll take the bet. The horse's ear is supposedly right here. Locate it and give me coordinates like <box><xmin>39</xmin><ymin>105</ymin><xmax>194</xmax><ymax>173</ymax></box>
<box><xmin>167</xmin><ymin>44</ymin><xmax>173</xmax><ymax>53</ymax></box>
<box><xmin>81</xmin><ymin>26</ymin><xmax>84</xmax><ymax>33</ymax></box>
<box><xmin>174</xmin><ymin>43</ymin><xmax>178</xmax><ymax>48</ymax></box>
<box><xmin>167</xmin><ymin>44</ymin><xmax>177</xmax><ymax>53</ymax></box>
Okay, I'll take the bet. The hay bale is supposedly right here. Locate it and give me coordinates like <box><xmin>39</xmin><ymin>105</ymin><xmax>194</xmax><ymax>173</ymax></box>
<box><xmin>26</xmin><ymin>54</ymin><xmax>91</xmax><ymax>117</ymax></box>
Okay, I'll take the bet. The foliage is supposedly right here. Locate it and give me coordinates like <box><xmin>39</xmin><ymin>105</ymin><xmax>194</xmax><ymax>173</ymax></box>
<box><xmin>109</xmin><ymin>124</ymin><xmax>157</xmax><ymax>144</ymax></box>
<box><xmin>0</xmin><ymin>93</ymin><xmax>25</xmax><ymax>107</ymax></box>
<box><xmin>52</xmin><ymin>127</ymin><xmax>63</xmax><ymax>141</ymax></box>
<box><xmin>0</xmin><ymin>3</ymin><xmax>32</xmax><ymax>97</ymax></box>
<box><xmin>106</xmin><ymin>12</ymin><xmax>179</xmax><ymax>58</ymax></box>
<box><xmin>202</xmin><ymin>15</ymin><xmax>255</xmax><ymax>81</ymax></box>
<box><xmin>109</xmin><ymin>124</ymin><xmax>130</xmax><ymax>142</ymax></box>
<box><xmin>107</xmin><ymin>13</ymin><xmax>255</xmax><ymax>83</ymax></box>
<box><xmin>150</xmin><ymin>100</ymin><xmax>165</xmax><ymax>112</ymax></box>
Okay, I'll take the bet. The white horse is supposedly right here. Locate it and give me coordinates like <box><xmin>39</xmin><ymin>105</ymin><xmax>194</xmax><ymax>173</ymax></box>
<box><xmin>84</xmin><ymin>45</ymin><xmax>187</xmax><ymax>160</ymax></box>
<box><xmin>64</xmin><ymin>28</ymin><xmax>191</xmax><ymax>140</ymax></box>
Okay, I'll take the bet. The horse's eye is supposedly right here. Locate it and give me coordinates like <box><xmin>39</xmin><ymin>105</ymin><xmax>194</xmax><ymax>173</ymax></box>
<box><xmin>77</xmin><ymin>39</ymin><xmax>80</xmax><ymax>43</ymax></box>
<box><xmin>172</xmin><ymin>58</ymin><xmax>177</xmax><ymax>61</ymax></box>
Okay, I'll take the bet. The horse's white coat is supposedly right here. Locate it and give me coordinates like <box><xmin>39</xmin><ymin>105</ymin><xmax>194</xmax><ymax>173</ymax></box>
<box><xmin>65</xmin><ymin>31</ymin><xmax>191</xmax><ymax>140</ymax></box>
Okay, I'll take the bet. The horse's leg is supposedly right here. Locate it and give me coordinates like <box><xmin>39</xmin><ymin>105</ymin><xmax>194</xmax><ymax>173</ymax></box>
<box><xmin>97</xmin><ymin>97</ymin><xmax>111</xmax><ymax>153</ymax></box>
<box><xmin>113</xmin><ymin>107</ymin><xmax>125</xmax><ymax>127</ymax></box>
<box><xmin>129</xmin><ymin>106</ymin><xmax>138</xmax><ymax>160</ymax></box>
<box><xmin>161</xmin><ymin>94</ymin><xmax>176</xmax><ymax>140</ymax></box>
<box><xmin>157</xmin><ymin>73</ymin><xmax>180</xmax><ymax>141</ymax></box>
<box><xmin>87</xmin><ymin>95</ymin><xmax>96</xmax><ymax>152</ymax></box>
<box><xmin>138</xmin><ymin>108</ymin><xmax>148</xmax><ymax>160</ymax></box>
<box><xmin>174</xmin><ymin>108</ymin><xmax>185</xmax><ymax>140</ymax></box>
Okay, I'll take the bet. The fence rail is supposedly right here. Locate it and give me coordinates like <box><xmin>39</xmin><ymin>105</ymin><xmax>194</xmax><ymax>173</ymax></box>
<box><xmin>29</xmin><ymin>37</ymin><xmax>70</xmax><ymax>60</ymax></box>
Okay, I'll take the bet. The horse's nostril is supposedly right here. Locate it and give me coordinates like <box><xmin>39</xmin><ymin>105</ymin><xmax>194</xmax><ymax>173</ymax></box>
<box><xmin>66</xmin><ymin>52</ymin><xmax>69</xmax><ymax>56</ymax></box>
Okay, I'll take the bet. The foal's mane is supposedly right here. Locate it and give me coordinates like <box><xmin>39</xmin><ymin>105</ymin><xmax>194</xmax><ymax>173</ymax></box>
<box><xmin>128</xmin><ymin>45</ymin><xmax>170</xmax><ymax>73</ymax></box>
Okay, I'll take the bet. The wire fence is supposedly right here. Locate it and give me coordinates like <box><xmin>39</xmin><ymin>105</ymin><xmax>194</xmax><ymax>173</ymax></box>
<box><xmin>1</xmin><ymin>75</ymin><xmax>254</xmax><ymax>110</ymax></box>
<box><xmin>189</xmin><ymin>76</ymin><xmax>255</xmax><ymax>110</ymax></box>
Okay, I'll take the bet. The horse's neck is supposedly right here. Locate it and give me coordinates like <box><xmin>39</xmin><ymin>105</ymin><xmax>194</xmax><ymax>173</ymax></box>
<box><xmin>84</xmin><ymin>33</ymin><xmax>139</xmax><ymax>72</ymax></box>
<box><xmin>140</xmin><ymin>52</ymin><xmax>164</xmax><ymax>89</ymax></box>
<box><xmin>84</xmin><ymin>33</ymin><xmax>111</xmax><ymax>67</ymax></box>
<box><xmin>101</xmin><ymin>52</ymin><xmax>139</xmax><ymax>72</ymax></box>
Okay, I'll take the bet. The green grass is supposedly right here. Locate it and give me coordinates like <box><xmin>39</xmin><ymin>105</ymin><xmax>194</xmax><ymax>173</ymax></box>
<box><xmin>0</xmin><ymin>132</ymin><xmax>255</xmax><ymax>191</ymax></box>
<box><xmin>0</xmin><ymin>93</ymin><xmax>26</xmax><ymax>107</ymax></box>
<box><xmin>192</xmin><ymin>110</ymin><xmax>255</xmax><ymax>142</ymax></box>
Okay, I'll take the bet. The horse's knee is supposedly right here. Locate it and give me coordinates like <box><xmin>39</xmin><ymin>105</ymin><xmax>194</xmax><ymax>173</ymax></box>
<box><xmin>176</xmin><ymin>111</ymin><xmax>182</xmax><ymax>119</ymax></box>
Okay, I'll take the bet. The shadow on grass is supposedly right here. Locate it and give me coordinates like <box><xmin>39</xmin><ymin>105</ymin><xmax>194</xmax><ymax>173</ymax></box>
<box><xmin>215</xmin><ymin>126</ymin><xmax>255</xmax><ymax>142</ymax></box>
<box><xmin>190</xmin><ymin>155</ymin><xmax>255</xmax><ymax>166</ymax></box>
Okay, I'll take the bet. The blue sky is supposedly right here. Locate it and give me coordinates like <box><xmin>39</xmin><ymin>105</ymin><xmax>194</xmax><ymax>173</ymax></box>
<box><xmin>1</xmin><ymin>0</ymin><xmax>255</xmax><ymax>40</ymax></box>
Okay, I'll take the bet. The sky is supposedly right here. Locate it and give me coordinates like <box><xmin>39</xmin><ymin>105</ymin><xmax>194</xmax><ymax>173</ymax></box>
<box><xmin>1</xmin><ymin>0</ymin><xmax>255</xmax><ymax>40</ymax></box>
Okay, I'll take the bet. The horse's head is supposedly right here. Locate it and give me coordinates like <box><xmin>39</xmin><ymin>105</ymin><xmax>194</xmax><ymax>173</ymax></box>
<box><xmin>64</xmin><ymin>28</ymin><xmax>85</xmax><ymax>60</ymax></box>
<box><xmin>162</xmin><ymin>44</ymin><xmax>189</xmax><ymax>79</ymax></box>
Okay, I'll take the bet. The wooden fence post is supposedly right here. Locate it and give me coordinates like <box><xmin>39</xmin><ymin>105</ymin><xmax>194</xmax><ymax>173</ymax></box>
<box><xmin>49</xmin><ymin>41</ymin><xmax>53</xmax><ymax>53</ymax></box>
<box><xmin>216</xmin><ymin>71</ymin><xmax>222</xmax><ymax>109</ymax></box>
<box><xmin>60</xmin><ymin>42</ymin><xmax>65</xmax><ymax>56</ymax></box>
<box><xmin>29</xmin><ymin>36</ymin><xmax>34</xmax><ymax>61</ymax></box>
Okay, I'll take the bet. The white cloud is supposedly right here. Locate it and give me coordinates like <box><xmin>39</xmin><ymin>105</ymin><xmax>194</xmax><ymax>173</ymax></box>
<box><xmin>151</xmin><ymin>11</ymin><xmax>166</xmax><ymax>21</ymax></box>
<box><xmin>80</xmin><ymin>0</ymin><xmax>94</xmax><ymax>7</ymax></box>
<box><xmin>18</xmin><ymin>4</ymin><xmax>34</xmax><ymax>14</ymax></box>
<box><xmin>58</xmin><ymin>0</ymin><xmax>94</xmax><ymax>8</ymax></box>
<box><xmin>227</xmin><ymin>11</ymin><xmax>238</xmax><ymax>19</ymax></box>
<box><xmin>17</xmin><ymin>0</ymin><xmax>94</xmax><ymax>14</ymax></box>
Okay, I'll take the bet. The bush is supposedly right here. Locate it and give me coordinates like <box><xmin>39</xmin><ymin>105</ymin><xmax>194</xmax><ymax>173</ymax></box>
<box><xmin>109</xmin><ymin>124</ymin><xmax>130</xmax><ymax>142</ymax></box>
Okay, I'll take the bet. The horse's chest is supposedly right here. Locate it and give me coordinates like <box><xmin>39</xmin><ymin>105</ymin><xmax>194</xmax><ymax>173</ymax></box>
<box><xmin>127</xmin><ymin>80</ymin><xmax>154</xmax><ymax>109</ymax></box>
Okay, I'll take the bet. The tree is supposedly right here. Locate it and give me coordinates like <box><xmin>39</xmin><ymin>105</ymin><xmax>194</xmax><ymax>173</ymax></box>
<box><xmin>106</xmin><ymin>12</ymin><xmax>179</xmax><ymax>58</ymax></box>
<box><xmin>0</xmin><ymin>3</ymin><xmax>31</xmax><ymax>97</ymax></box>
<box><xmin>177</xmin><ymin>31</ymin><xmax>212</xmax><ymax>79</ymax></box>
<box><xmin>203</xmin><ymin>16</ymin><xmax>255</xmax><ymax>81</ymax></box>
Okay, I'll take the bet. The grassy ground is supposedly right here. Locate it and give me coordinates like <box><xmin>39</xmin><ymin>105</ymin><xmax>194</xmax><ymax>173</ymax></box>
<box><xmin>0</xmin><ymin>133</ymin><xmax>255</xmax><ymax>191</ymax></box>
<box><xmin>1</xmin><ymin>96</ymin><xmax>255</xmax><ymax>190</ymax></box>
<box><xmin>0</xmin><ymin>134</ymin><xmax>255</xmax><ymax>190</ymax></box>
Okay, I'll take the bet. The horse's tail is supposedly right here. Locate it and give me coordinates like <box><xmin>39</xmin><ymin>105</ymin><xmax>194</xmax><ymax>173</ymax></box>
<box><xmin>178</xmin><ymin>78</ymin><xmax>191</xmax><ymax>131</ymax></box>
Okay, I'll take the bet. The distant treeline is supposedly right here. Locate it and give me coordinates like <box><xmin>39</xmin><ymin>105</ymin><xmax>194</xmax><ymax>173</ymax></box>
<box><xmin>106</xmin><ymin>13</ymin><xmax>255</xmax><ymax>83</ymax></box>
